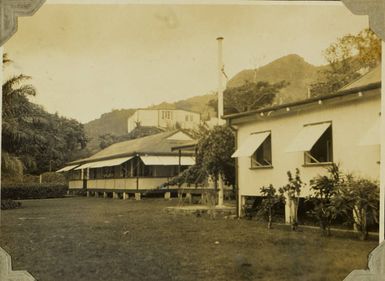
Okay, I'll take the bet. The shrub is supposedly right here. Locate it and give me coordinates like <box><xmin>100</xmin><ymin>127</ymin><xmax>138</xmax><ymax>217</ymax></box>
<box><xmin>1</xmin><ymin>183</ymin><xmax>68</xmax><ymax>200</ymax></box>
<box><xmin>308</xmin><ymin>164</ymin><xmax>344</xmax><ymax>236</ymax></box>
<box><xmin>337</xmin><ymin>176</ymin><xmax>379</xmax><ymax>240</ymax></box>
<box><xmin>1</xmin><ymin>199</ymin><xmax>22</xmax><ymax>210</ymax></box>
<box><xmin>22</xmin><ymin>174</ymin><xmax>40</xmax><ymax>183</ymax></box>
<box><xmin>257</xmin><ymin>185</ymin><xmax>284</xmax><ymax>229</ymax></box>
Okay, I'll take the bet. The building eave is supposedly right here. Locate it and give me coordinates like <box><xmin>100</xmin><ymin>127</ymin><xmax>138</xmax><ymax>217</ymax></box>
<box><xmin>68</xmin><ymin>151</ymin><xmax>194</xmax><ymax>166</ymax></box>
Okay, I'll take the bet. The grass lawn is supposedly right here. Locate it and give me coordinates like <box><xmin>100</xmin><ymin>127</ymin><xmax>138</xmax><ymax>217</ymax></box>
<box><xmin>0</xmin><ymin>197</ymin><xmax>378</xmax><ymax>281</ymax></box>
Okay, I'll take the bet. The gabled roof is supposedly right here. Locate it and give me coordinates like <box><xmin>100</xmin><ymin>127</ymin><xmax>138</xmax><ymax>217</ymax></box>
<box><xmin>70</xmin><ymin>130</ymin><xmax>194</xmax><ymax>164</ymax></box>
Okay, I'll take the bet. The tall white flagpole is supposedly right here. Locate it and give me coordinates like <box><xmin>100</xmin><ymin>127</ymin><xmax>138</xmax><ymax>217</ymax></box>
<box><xmin>217</xmin><ymin>36</ymin><xmax>224</xmax><ymax>124</ymax></box>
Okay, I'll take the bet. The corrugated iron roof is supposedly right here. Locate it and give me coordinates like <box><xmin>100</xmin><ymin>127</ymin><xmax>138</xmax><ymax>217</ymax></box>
<box><xmin>71</xmin><ymin>130</ymin><xmax>194</xmax><ymax>164</ymax></box>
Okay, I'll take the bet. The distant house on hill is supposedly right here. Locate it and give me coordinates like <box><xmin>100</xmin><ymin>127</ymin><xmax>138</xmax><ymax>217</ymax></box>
<box><xmin>225</xmin><ymin>65</ymin><xmax>381</xmax><ymax>220</ymax></box>
<box><xmin>57</xmin><ymin>130</ymin><xmax>196</xmax><ymax>197</ymax></box>
<box><xmin>127</xmin><ymin>109</ymin><xmax>201</xmax><ymax>133</ymax></box>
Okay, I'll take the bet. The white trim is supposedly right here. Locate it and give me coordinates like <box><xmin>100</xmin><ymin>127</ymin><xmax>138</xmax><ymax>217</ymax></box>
<box><xmin>56</xmin><ymin>164</ymin><xmax>79</xmax><ymax>172</ymax></box>
<box><xmin>140</xmin><ymin>155</ymin><xmax>195</xmax><ymax>166</ymax></box>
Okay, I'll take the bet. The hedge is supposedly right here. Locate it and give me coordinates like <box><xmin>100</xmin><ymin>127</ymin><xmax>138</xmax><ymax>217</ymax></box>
<box><xmin>1</xmin><ymin>183</ymin><xmax>68</xmax><ymax>200</ymax></box>
<box><xmin>1</xmin><ymin>199</ymin><xmax>22</xmax><ymax>210</ymax></box>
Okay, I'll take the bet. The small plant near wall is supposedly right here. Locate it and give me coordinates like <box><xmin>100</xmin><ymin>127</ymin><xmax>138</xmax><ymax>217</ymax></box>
<box><xmin>257</xmin><ymin>185</ymin><xmax>283</xmax><ymax>229</ymax></box>
<box><xmin>279</xmin><ymin>168</ymin><xmax>303</xmax><ymax>231</ymax></box>
<box><xmin>308</xmin><ymin>164</ymin><xmax>344</xmax><ymax>236</ymax></box>
<box><xmin>337</xmin><ymin>176</ymin><xmax>379</xmax><ymax>240</ymax></box>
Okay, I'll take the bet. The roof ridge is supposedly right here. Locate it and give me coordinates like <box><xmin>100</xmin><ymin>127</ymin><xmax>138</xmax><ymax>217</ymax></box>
<box><xmin>339</xmin><ymin>64</ymin><xmax>381</xmax><ymax>92</ymax></box>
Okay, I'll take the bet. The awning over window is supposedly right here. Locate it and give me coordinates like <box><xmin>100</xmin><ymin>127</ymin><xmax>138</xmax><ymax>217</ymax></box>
<box><xmin>232</xmin><ymin>131</ymin><xmax>270</xmax><ymax>158</ymax></box>
<box><xmin>75</xmin><ymin>156</ymin><xmax>133</xmax><ymax>170</ymax></box>
<box><xmin>140</xmin><ymin>156</ymin><xmax>195</xmax><ymax>166</ymax></box>
<box><xmin>359</xmin><ymin>118</ymin><xmax>380</xmax><ymax>146</ymax></box>
<box><xmin>56</xmin><ymin>164</ymin><xmax>79</xmax><ymax>173</ymax></box>
<box><xmin>286</xmin><ymin>122</ymin><xmax>331</xmax><ymax>152</ymax></box>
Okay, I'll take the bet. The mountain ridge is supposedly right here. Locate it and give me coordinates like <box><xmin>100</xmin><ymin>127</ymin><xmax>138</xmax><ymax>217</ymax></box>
<box><xmin>84</xmin><ymin>54</ymin><xmax>323</xmax><ymax>142</ymax></box>
<box><xmin>227</xmin><ymin>54</ymin><xmax>325</xmax><ymax>103</ymax></box>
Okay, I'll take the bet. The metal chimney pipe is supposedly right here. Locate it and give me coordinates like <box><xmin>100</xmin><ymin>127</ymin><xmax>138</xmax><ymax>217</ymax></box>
<box><xmin>217</xmin><ymin>37</ymin><xmax>224</xmax><ymax>123</ymax></box>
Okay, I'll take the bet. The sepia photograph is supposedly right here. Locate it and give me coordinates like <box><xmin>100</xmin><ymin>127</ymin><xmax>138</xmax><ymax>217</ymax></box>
<box><xmin>0</xmin><ymin>1</ymin><xmax>384</xmax><ymax>281</ymax></box>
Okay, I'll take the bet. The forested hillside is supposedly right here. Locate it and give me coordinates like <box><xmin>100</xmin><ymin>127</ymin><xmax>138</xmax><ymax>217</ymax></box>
<box><xmin>2</xmin><ymin>56</ymin><xmax>88</xmax><ymax>178</ymax></box>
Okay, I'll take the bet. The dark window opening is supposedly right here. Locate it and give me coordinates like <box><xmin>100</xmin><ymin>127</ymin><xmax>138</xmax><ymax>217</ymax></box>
<box><xmin>252</xmin><ymin>134</ymin><xmax>272</xmax><ymax>167</ymax></box>
<box><xmin>305</xmin><ymin>126</ymin><xmax>333</xmax><ymax>164</ymax></box>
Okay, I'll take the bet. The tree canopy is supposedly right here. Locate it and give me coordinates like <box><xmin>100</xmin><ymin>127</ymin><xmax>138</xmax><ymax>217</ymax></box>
<box><xmin>169</xmin><ymin>125</ymin><xmax>235</xmax><ymax>188</ymax></box>
<box><xmin>223</xmin><ymin>80</ymin><xmax>289</xmax><ymax>115</ymax></box>
<box><xmin>310</xmin><ymin>28</ymin><xmax>381</xmax><ymax>97</ymax></box>
<box><xmin>2</xmin><ymin>56</ymin><xmax>87</xmax><ymax>177</ymax></box>
<box><xmin>196</xmin><ymin>125</ymin><xmax>235</xmax><ymax>185</ymax></box>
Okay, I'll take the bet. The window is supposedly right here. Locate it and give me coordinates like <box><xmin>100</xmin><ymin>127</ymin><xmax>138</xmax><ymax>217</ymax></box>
<box><xmin>286</xmin><ymin>121</ymin><xmax>333</xmax><ymax>166</ymax></box>
<box><xmin>304</xmin><ymin>124</ymin><xmax>333</xmax><ymax>165</ymax></box>
<box><xmin>251</xmin><ymin>134</ymin><xmax>272</xmax><ymax>168</ymax></box>
<box><xmin>162</xmin><ymin>111</ymin><xmax>173</xmax><ymax>120</ymax></box>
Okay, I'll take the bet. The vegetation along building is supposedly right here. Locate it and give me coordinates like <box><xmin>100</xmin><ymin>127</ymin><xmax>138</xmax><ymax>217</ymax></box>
<box><xmin>127</xmin><ymin>109</ymin><xmax>201</xmax><ymax>133</ymax></box>
<box><xmin>57</xmin><ymin>130</ymin><xmax>196</xmax><ymax>198</ymax></box>
<box><xmin>224</xmin><ymin>65</ymin><xmax>381</xmax><ymax>220</ymax></box>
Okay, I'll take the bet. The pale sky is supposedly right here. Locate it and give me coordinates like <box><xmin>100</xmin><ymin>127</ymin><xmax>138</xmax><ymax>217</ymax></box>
<box><xmin>4</xmin><ymin>2</ymin><xmax>368</xmax><ymax>123</ymax></box>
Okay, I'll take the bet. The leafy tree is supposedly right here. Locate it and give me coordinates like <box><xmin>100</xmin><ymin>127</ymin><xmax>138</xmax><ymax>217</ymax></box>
<box><xmin>168</xmin><ymin>125</ymin><xmax>235</xmax><ymax>205</ymax></box>
<box><xmin>308</xmin><ymin>164</ymin><xmax>344</xmax><ymax>236</ymax></box>
<box><xmin>197</xmin><ymin>126</ymin><xmax>235</xmax><ymax>186</ymax></box>
<box><xmin>257</xmin><ymin>185</ymin><xmax>284</xmax><ymax>229</ymax></box>
<box><xmin>99</xmin><ymin>133</ymin><xmax>118</xmax><ymax>149</ymax></box>
<box><xmin>223</xmin><ymin>80</ymin><xmax>289</xmax><ymax>115</ymax></box>
<box><xmin>2</xmin><ymin>55</ymin><xmax>87</xmax><ymax>177</ymax></box>
<box><xmin>1</xmin><ymin>151</ymin><xmax>23</xmax><ymax>179</ymax></box>
<box><xmin>337</xmin><ymin>176</ymin><xmax>379</xmax><ymax>240</ymax></box>
<box><xmin>310</xmin><ymin>28</ymin><xmax>381</xmax><ymax>97</ymax></box>
<box><xmin>279</xmin><ymin>168</ymin><xmax>304</xmax><ymax>230</ymax></box>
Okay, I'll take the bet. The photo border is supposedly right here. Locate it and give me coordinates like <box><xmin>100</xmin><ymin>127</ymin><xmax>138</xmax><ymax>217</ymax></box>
<box><xmin>0</xmin><ymin>1</ymin><xmax>384</xmax><ymax>280</ymax></box>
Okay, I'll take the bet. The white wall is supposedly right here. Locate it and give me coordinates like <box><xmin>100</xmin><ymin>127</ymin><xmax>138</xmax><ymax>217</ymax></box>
<box><xmin>235</xmin><ymin>91</ymin><xmax>380</xmax><ymax>198</ymax></box>
<box><xmin>127</xmin><ymin>110</ymin><xmax>159</xmax><ymax>132</ymax></box>
<box><xmin>127</xmin><ymin>109</ymin><xmax>201</xmax><ymax>132</ymax></box>
<box><xmin>174</xmin><ymin>110</ymin><xmax>201</xmax><ymax>130</ymax></box>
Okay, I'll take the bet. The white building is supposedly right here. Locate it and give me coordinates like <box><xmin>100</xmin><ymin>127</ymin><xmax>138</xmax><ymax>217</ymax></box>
<box><xmin>127</xmin><ymin>109</ymin><xmax>201</xmax><ymax>133</ymax></box>
<box><xmin>224</xmin><ymin>66</ymin><xmax>381</xmax><ymax>220</ymax></box>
